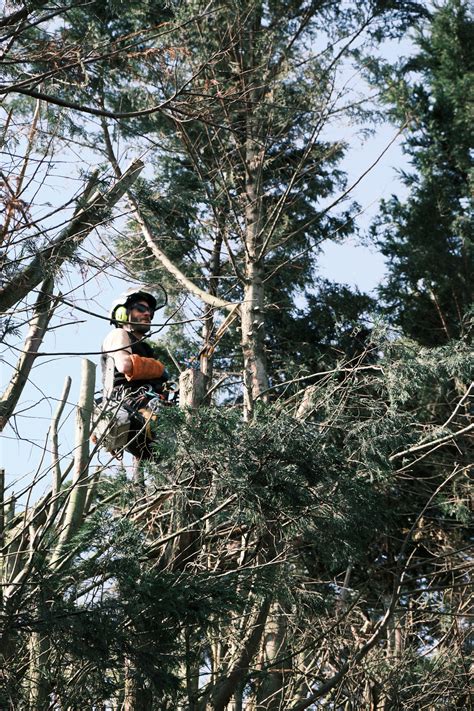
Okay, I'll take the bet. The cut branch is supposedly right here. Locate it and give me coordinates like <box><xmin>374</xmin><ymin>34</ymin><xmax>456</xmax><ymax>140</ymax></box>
<box><xmin>50</xmin><ymin>359</ymin><xmax>96</xmax><ymax>570</ymax></box>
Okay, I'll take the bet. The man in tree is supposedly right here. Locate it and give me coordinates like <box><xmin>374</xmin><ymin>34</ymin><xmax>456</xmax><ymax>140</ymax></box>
<box><xmin>100</xmin><ymin>287</ymin><xmax>169</xmax><ymax>459</ymax></box>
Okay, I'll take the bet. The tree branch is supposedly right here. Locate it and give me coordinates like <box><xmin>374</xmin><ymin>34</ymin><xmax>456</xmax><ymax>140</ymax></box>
<box><xmin>390</xmin><ymin>421</ymin><xmax>474</xmax><ymax>462</ymax></box>
<box><xmin>0</xmin><ymin>277</ymin><xmax>55</xmax><ymax>431</ymax></box>
<box><xmin>131</xmin><ymin>195</ymin><xmax>240</xmax><ymax>313</ymax></box>
<box><xmin>206</xmin><ymin>597</ymin><xmax>272</xmax><ymax>711</ymax></box>
<box><xmin>100</xmin><ymin>117</ymin><xmax>239</xmax><ymax>313</ymax></box>
<box><xmin>0</xmin><ymin>159</ymin><xmax>144</xmax><ymax>313</ymax></box>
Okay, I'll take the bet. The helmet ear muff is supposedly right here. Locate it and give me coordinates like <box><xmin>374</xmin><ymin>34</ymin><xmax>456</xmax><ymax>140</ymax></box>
<box><xmin>114</xmin><ymin>305</ymin><xmax>128</xmax><ymax>323</ymax></box>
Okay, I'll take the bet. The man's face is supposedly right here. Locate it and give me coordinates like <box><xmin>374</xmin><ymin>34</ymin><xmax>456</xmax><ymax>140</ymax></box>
<box><xmin>129</xmin><ymin>300</ymin><xmax>154</xmax><ymax>333</ymax></box>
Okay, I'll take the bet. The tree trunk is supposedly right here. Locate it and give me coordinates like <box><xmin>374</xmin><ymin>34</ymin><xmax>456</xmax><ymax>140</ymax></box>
<box><xmin>50</xmin><ymin>358</ymin><xmax>96</xmax><ymax>570</ymax></box>
<box><xmin>241</xmin><ymin>260</ymin><xmax>268</xmax><ymax>420</ymax></box>
<box><xmin>28</xmin><ymin>604</ymin><xmax>51</xmax><ymax>709</ymax></box>
<box><xmin>240</xmin><ymin>75</ymin><xmax>268</xmax><ymax>418</ymax></box>
<box><xmin>179</xmin><ymin>368</ymin><xmax>209</xmax><ymax>410</ymax></box>
<box><xmin>124</xmin><ymin>660</ymin><xmax>153</xmax><ymax>711</ymax></box>
<box><xmin>208</xmin><ymin>598</ymin><xmax>271</xmax><ymax>711</ymax></box>
<box><xmin>255</xmin><ymin>602</ymin><xmax>287</xmax><ymax>710</ymax></box>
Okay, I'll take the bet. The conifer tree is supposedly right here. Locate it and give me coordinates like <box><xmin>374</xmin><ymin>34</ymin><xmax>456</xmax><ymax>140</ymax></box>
<box><xmin>369</xmin><ymin>0</ymin><xmax>473</xmax><ymax>345</ymax></box>
<box><xmin>105</xmin><ymin>0</ymin><xmax>427</xmax><ymax>415</ymax></box>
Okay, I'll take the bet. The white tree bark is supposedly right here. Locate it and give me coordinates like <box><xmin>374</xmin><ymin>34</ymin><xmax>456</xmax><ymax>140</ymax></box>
<box><xmin>50</xmin><ymin>359</ymin><xmax>96</xmax><ymax>570</ymax></box>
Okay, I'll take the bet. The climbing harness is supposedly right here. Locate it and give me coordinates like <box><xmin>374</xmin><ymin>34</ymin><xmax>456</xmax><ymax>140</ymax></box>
<box><xmin>93</xmin><ymin>381</ymin><xmax>178</xmax><ymax>459</ymax></box>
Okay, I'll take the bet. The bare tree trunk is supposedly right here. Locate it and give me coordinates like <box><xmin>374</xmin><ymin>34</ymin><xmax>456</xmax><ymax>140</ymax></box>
<box><xmin>255</xmin><ymin>602</ymin><xmax>288</xmax><ymax>710</ymax></box>
<box><xmin>0</xmin><ymin>468</ymin><xmax>4</xmax><ymax>562</ymax></box>
<box><xmin>124</xmin><ymin>660</ymin><xmax>153</xmax><ymax>711</ymax></box>
<box><xmin>200</xmin><ymin>230</ymin><xmax>223</xmax><ymax>394</ymax></box>
<box><xmin>28</xmin><ymin>607</ymin><xmax>51</xmax><ymax>709</ymax></box>
<box><xmin>49</xmin><ymin>376</ymin><xmax>72</xmax><ymax>516</ymax></box>
<box><xmin>241</xmin><ymin>129</ymin><xmax>268</xmax><ymax>419</ymax></box>
<box><xmin>179</xmin><ymin>368</ymin><xmax>209</xmax><ymax>410</ymax></box>
<box><xmin>50</xmin><ymin>358</ymin><xmax>96</xmax><ymax>570</ymax></box>
<box><xmin>241</xmin><ymin>260</ymin><xmax>268</xmax><ymax>420</ymax></box>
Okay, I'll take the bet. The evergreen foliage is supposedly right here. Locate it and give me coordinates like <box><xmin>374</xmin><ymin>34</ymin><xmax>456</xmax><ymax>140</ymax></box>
<box><xmin>3</xmin><ymin>332</ymin><xmax>470</xmax><ymax>707</ymax></box>
<box><xmin>368</xmin><ymin>0</ymin><xmax>473</xmax><ymax>344</ymax></box>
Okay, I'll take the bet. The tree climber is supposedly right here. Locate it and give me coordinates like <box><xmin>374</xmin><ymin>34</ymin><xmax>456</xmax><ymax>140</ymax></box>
<box><xmin>99</xmin><ymin>287</ymin><xmax>169</xmax><ymax>460</ymax></box>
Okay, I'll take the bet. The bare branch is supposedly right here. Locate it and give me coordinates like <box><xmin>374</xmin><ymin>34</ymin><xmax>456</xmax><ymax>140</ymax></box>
<box><xmin>0</xmin><ymin>159</ymin><xmax>144</xmax><ymax>313</ymax></box>
<box><xmin>0</xmin><ymin>277</ymin><xmax>55</xmax><ymax>431</ymax></box>
<box><xmin>100</xmin><ymin>118</ymin><xmax>240</xmax><ymax>313</ymax></box>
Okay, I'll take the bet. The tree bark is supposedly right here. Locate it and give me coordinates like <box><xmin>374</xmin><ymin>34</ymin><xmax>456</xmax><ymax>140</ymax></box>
<box><xmin>0</xmin><ymin>277</ymin><xmax>55</xmax><ymax>431</ymax></box>
<box><xmin>50</xmin><ymin>359</ymin><xmax>96</xmax><ymax>570</ymax></box>
<box><xmin>255</xmin><ymin>602</ymin><xmax>288</xmax><ymax>710</ymax></box>
<box><xmin>179</xmin><ymin>369</ymin><xmax>209</xmax><ymax>410</ymax></box>
<box><xmin>28</xmin><ymin>604</ymin><xmax>51</xmax><ymax>710</ymax></box>
<box><xmin>124</xmin><ymin>660</ymin><xmax>153</xmax><ymax>711</ymax></box>
<box><xmin>241</xmin><ymin>127</ymin><xmax>268</xmax><ymax>419</ymax></box>
<box><xmin>241</xmin><ymin>260</ymin><xmax>268</xmax><ymax>419</ymax></box>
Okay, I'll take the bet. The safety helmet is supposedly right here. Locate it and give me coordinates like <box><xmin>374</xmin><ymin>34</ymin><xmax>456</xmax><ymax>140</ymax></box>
<box><xmin>109</xmin><ymin>287</ymin><xmax>158</xmax><ymax>326</ymax></box>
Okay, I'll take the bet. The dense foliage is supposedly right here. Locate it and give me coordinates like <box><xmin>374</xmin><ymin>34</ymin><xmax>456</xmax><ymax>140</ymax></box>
<box><xmin>368</xmin><ymin>0</ymin><xmax>473</xmax><ymax>344</ymax></box>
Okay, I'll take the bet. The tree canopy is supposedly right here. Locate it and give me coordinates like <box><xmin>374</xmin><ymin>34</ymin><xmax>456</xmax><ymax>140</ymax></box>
<box><xmin>0</xmin><ymin>1</ymin><xmax>472</xmax><ymax>709</ymax></box>
<box><xmin>369</xmin><ymin>0</ymin><xmax>473</xmax><ymax>344</ymax></box>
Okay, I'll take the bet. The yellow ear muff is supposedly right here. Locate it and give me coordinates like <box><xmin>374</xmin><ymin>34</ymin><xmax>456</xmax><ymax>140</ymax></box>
<box><xmin>115</xmin><ymin>305</ymin><xmax>128</xmax><ymax>323</ymax></box>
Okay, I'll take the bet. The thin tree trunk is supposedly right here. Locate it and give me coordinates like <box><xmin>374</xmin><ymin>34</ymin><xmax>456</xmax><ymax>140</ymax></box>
<box><xmin>255</xmin><ymin>602</ymin><xmax>287</xmax><ymax>710</ymax></box>
<box><xmin>208</xmin><ymin>597</ymin><xmax>272</xmax><ymax>711</ymax></box>
<box><xmin>50</xmin><ymin>359</ymin><xmax>96</xmax><ymax>569</ymax></box>
<box><xmin>241</xmin><ymin>79</ymin><xmax>268</xmax><ymax>418</ymax></box>
<box><xmin>241</xmin><ymin>260</ymin><xmax>268</xmax><ymax>420</ymax></box>
<box><xmin>28</xmin><ymin>602</ymin><xmax>51</xmax><ymax>709</ymax></box>
<box><xmin>0</xmin><ymin>468</ymin><xmax>4</xmax><ymax>558</ymax></box>
<box><xmin>200</xmin><ymin>230</ymin><xmax>223</xmax><ymax>391</ymax></box>
<box><xmin>47</xmin><ymin>375</ymin><xmax>72</xmax><ymax>523</ymax></box>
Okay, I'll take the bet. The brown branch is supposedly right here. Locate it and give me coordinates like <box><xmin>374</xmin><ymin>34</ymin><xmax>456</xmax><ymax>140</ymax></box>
<box><xmin>0</xmin><ymin>277</ymin><xmax>55</xmax><ymax>432</ymax></box>
<box><xmin>206</xmin><ymin>597</ymin><xmax>272</xmax><ymax>711</ymax></box>
<box><xmin>9</xmin><ymin>85</ymin><xmax>176</xmax><ymax>120</ymax></box>
<box><xmin>0</xmin><ymin>158</ymin><xmax>144</xmax><ymax>313</ymax></box>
